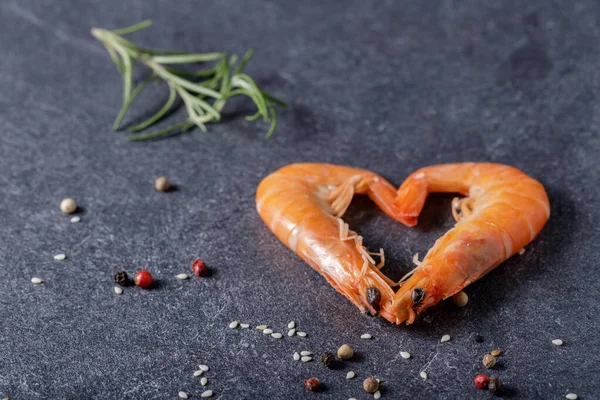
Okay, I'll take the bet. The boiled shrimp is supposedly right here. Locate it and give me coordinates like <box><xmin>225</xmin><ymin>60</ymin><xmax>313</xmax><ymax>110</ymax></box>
<box><xmin>256</xmin><ymin>163</ymin><xmax>406</xmax><ymax>320</ymax></box>
<box><xmin>391</xmin><ymin>162</ymin><xmax>550</xmax><ymax>324</ymax></box>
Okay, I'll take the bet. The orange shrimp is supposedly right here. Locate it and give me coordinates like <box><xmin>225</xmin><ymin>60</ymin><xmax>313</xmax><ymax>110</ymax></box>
<box><xmin>256</xmin><ymin>163</ymin><xmax>406</xmax><ymax>321</ymax></box>
<box><xmin>391</xmin><ymin>163</ymin><xmax>550</xmax><ymax>324</ymax></box>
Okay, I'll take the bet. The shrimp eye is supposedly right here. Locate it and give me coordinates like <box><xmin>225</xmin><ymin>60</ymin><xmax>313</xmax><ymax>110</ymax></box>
<box><xmin>411</xmin><ymin>287</ymin><xmax>425</xmax><ymax>306</ymax></box>
<box><xmin>366</xmin><ymin>287</ymin><xmax>381</xmax><ymax>313</ymax></box>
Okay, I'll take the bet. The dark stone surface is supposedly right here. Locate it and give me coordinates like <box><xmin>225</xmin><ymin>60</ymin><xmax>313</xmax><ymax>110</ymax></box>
<box><xmin>0</xmin><ymin>1</ymin><xmax>598</xmax><ymax>399</ymax></box>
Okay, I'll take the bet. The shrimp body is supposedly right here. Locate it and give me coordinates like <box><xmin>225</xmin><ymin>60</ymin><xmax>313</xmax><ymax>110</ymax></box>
<box><xmin>391</xmin><ymin>163</ymin><xmax>550</xmax><ymax>324</ymax></box>
<box><xmin>256</xmin><ymin>163</ymin><xmax>405</xmax><ymax>321</ymax></box>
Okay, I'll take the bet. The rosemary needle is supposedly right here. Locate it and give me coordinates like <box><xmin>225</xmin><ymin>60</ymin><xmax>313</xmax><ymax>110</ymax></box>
<box><xmin>91</xmin><ymin>20</ymin><xmax>287</xmax><ymax>140</ymax></box>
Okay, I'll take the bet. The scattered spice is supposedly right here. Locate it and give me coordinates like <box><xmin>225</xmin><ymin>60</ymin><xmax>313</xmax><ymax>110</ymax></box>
<box><xmin>566</xmin><ymin>394</ymin><xmax>578</xmax><ymax>400</ymax></box>
<box><xmin>200</xmin><ymin>390</ymin><xmax>213</xmax><ymax>398</ymax></box>
<box><xmin>60</xmin><ymin>198</ymin><xmax>77</xmax><ymax>214</ymax></box>
<box><xmin>297</xmin><ymin>331</ymin><xmax>307</xmax><ymax>337</ymax></box>
<box><xmin>374</xmin><ymin>390</ymin><xmax>381</xmax><ymax>399</ymax></box>
<box><xmin>420</xmin><ymin>371</ymin><xmax>428</xmax><ymax>380</ymax></box>
<box><xmin>176</xmin><ymin>273</ymin><xmax>189</xmax><ymax>280</ymax></box>
<box><xmin>400</xmin><ymin>351</ymin><xmax>411</xmax><ymax>359</ymax></box>
<box><xmin>53</xmin><ymin>253</ymin><xmax>66</xmax><ymax>261</ymax></box>
<box><xmin>304</xmin><ymin>377</ymin><xmax>320</xmax><ymax>391</ymax></box>
<box><xmin>474</xmin><ymin>374</ymin><xmax>490</xmax><ymax>389</ymax></box>
<box><xmin>31</xmin><ymin>277</ymin><xmax>43</xmax><ymax>284</ymax></box>
<box><xmin>155</xmin><ymin>176</ymin><xmax>170</xmax><ymax>192</ymax></box>
<box><xmin>482</xmin><ymin>354</ymin><xmax>497</xmax><ymax>369</ymax></box>
<box><xmin>346</xmin><ymin>371</ymin><xmax>356</xmax><ymax>379</ymax></box>
<box><xmin>192</xmin><ymin>258</ymin><xmax>208</xmax><ymax>276</ymax></box>
<box><xmin>114</xmin><ymin>286</ymin><xmax>123</xmax><ymax>295</ymax></box>
<box><xmin>70</xmin><ymin>216</ymin><xmax>81</xmax><ymax>223</ymax></box>
<box><xmin>229</xmin><ymin>321</ymin><xmax>239</xmax><ymax>329</ymax></box>
<box><xmin>474</xmin><ymin>334</ymin><xmax>484</xmax><ymax>343</ymax></box>
<box><xmin>320</xmin><ymin>352</ymin><xmax>335</xmax><ymax>368</ymax></box>
<box><xmin>200</xmin><ymin>377</ymin><xmax>208</xmax><ymax>386</ymax></box>
<box><xmin>288</xmin><ymin>321</ymin><xmax>296</xmax><ymax>329</ymax></box>
<box><xmin>361</xmin><ymin>333</ymin><xmax>372</xmax><ymax>340</ymax></box>
<box><xmin>337</xmin><ymin>344</ymin><xmax>354</xmax><ymax>360</ymax></box>
<box><xmin>178</xmin><ymin>392</ymin><xmax>188</xmax><ymax>399</ymax></box>
<box><xmin>193</xmin><ymin>370</ymin><xmax>203</xmax><ymax>377</ymax></box>
<box><xmin>452</xmin><ymin>291</ymin><xmax>468</xmax><ymax>307</ymax></box>
<box><xmin>440</xmin><ymin>334</ymin><xmax>451</xmax><ymax>343</ymax></box>
<box><xmin>288</xmin><ymin>329</ymin><xmax>296</xmax><ymax>336</ymax></box>
<box><xmin>114</xmin><ymin>271</ymin><xmax>129</xmax><ymax>286</ymax></box>
<box><xmin>490</xmin><ymin>349</ymin><xmax>502</xmax><ymax>357</ymax></box>
<box><xmin>488</xmin><ymin>377</ymin><xmax>504</xmax><ymax>396</ymax></box>
<box><xmin>263</xmin><ymin>328</ymin><xmax>273</xmax><ymax>335</ymax></box>
<box><xmin>301</xmin><ymin>356</ymin><xmax>312</xmax><ymax>362</ymax></box>
<box><xmin>199</xmin><ymin>365</ymin><xmax>209</xmax><ymax>372</ymax></box>
<box><xmin>301</xmin><ymin>351</ymin><xmax>312</xmax><ymax>356</ymax></box>
<box><xmin>240</xmin><ymin>323</ymin><xmax>249</xmax><ymax>328</ymax></box>
<box><xmin>552</xmin><ymin>339</ymin><xmax>564</xmax><ymax>346</ymax></box>
<box><xmin>293</xmin><ymin>352</ymin><xmax>300</xmax><ymax>361</ymax></box>
<box><xmin>271</xmin><ymin>332</ymin><xmax>283</xmax><ymax>339</ymax></box>
<box><xmin>256</xmin><ymin>325</ymin><xmax>268</xmax><ymax>330</ymax></box>
<box><xmin>134</xmin><ymin>270</ymin><xmax>153</xmax><ymax>288</ymax></box>
<box><xmin>363</xmin><ymin>377</ymin><xmax>379</xmax><ymax>393</ymax></box>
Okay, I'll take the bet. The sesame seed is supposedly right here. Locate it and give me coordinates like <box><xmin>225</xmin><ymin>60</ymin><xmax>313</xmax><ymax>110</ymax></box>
<box><xmin>263</xmin><ymin>328</ymin><xmax>273</xmax><ymax>335</ymax></box>
<box><xmin>256</xmin><ymin>325</ymin><xmax>268</xmax><ymax>330</ymax></box>
<box><xmin>566</xmin><ymin>394</ymin><xmax>578</xmax><ymax>400</ymax></box>
<box><xmin>178</xmin><ymin>392</ymin><xmax>188</xmax><ymax>399</ymax></box>
<box><xmin>199</xmin><ymin>364</ymin><xmax>209</xmax><ymax>372</ymax></box>
<box><xmin>293</xmin><ymin>352</ymin><xmax>300</xmax><ymax>361</ymax></box>
<box><xmin>300</xmin><ymin>351</ymin><xmax>312</xmax><ymax>356</ymax></box>
<box><xmin>229</xmin><ymin>321</ymin><xmax>239</xmax><ymax>329</ymax></box>
<box><xmin>440</xmin><ymin>334</ymin><xmax>451</xmax><ymax>343</ymax></box>
<box><xmin>518</xmin><ymin>248</ymin><xmax>526</xmax><ymax>255</ymax></box>
<box><xmin>53</xmin><ymin>253</ymin><xmax>66</xmax><ymax>261</ymax></box>
<box><xmin>201</xmin><ymin>390</ymin><xmax>213</xmax><ymax>398</ymax></box>
<box><xmin>301</xmin><ymin>356</ymin><xmax>312</xmax><ymax>362</ymax></box>
<box><xmin>200</xmin><ymin>377</ymin><xmax>208</xmax><ymax>386</ymax></box>
<box><xmin>374</xmin><ymin>390</ymin><xmax>381</xmax><ymax>399</ymax></box>
<box><xmin>420</xmin><ymin>371</ymin><xmax>428</xmax><ymax>380</ymax></box>
<box><xmin>271</xmin><ymin>332</ymin><xmax>283</xmax><ymax>339</ymax></box>
<box><xmin>349</xmin><ymin>398</ymin><xmax>358</xmax><ymax>400</ymax></box>
<box><xmin>193</xmin><ymin>370</ymin><xmax>203</xmax><ymax>376</ymax></box>
<box><xmin>400</xmin><ymin>351</ymin><xmax>411</xmax><ymax>359</ymax></box>
<box><xmin>70</xmin><ymin>216</ymin><xmax>81</xmax><ymax>223</ymax></box>
<box><xmin>288</xmin><ymin>321</ymin><xmax>296</xmax><ymax>329</ymax></box>
<box><xmin>552</xmin><ymin>339</ymin><xmax>564</xmax><ymax>346</ymax></box>
<box><xmin>297</xmin><ymin>331</ymin><xmax>307</xmax><ymax>337</ymax></box>
<box><xmin>176</xmin><ymin>273</ymin><xmax>189</xmax><ymax>280</ymax></box>
<box><xmin>361</xmin><ymin>333</ymin><xmax>372</xmax><ymax>340</ymax></box>
<box><xmin>240</xmin><ymin>323</ymin><xmax>249</xmax><ymax>328</ymax></box>
<box><xmin>31</xmin><ymin>277</ymin><xmax>43</xmax><ymax>284</ymax></box>
<box><xmin>346</xmin><ymin>371</ymin><xmax>356</xmax><ymax>379</ymax></box>
<box><xmin>114</xmin><ymin>286</ymin><xmax>123</xmax><ymax>295</ymax></box>
<box><xmin>288</xmin><ymin>329</ymin><xmax>296</xmax><ymax>336</ymax></box>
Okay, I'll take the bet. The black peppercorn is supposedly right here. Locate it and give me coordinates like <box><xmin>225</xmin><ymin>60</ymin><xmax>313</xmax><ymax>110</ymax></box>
<box><xmin>488</xmin><ymin>377</ymin><xmax>504</xmax><ymax>396</ymax></box>
<box><xmin>320</xmin><ymin>351</ymin><xmax>335</xmax><ymax>368</ymax></box>
<box><xmin>114</xmin><ymin>271</ymin><xmax>129</xmax><ymax>287</ymax></box>
<box><xmin>474</xmin><ymin>334</ymin><xmax>484</xmax><ymax>343</ymax></box>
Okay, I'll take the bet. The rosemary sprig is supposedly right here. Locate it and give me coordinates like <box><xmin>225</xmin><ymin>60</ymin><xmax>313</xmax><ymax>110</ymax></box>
<box><xmin>91</xmin><ymin>20</ymin><xmax>286</xmax><ymax>140</ymax></box>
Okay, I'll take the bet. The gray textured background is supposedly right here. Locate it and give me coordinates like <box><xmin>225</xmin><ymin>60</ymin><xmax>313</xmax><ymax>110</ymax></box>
<box><xmin>1</xmin><ymin>0</ymin><xmax>599</xmax><ymax>399</ymax></box>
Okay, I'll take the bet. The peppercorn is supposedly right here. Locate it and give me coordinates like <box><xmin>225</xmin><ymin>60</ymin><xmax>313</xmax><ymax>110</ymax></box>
<box><xmin>337</xmin><ymin>344</ymin><xmax>354</xmax><ymax>360</ymax></box>
<box><xmin>320</xmin><ymin>352</ymin><xmax>335</xmax><ymax>368</ymax></box>
<box><xmin>134</xmin><ymin>270</ymin><xmax>153</xmax><ymax>288</ymax></box>
<box><xmin>363</xmin><ymin>377</ymin><xmax>379</xmax><ymax>393</ymax></box>
<box><xmin>474</xmin><ymin>334</ymin><xmax>484</xmax><ymax>343</ymax></box>
<box><xmin>114</xmin><ymin>271</ymin><xmax>129</xmax><ymax>287</ymax></box>
<box><xmin>60</xmin><ymin>198</ymin><xmax>77</xmax><ymax>214</ymax></box>
<box><xmin>474</xmin><ymin>373</ymin><xmax>490</xmax><ymax>389</ymax></box>
<box><xmin>482</xmin><ymin>354</ymin><xmax>497</xmax><ymax>369</ymax></box>
<box><xmin>488</xmin><ymin>377</ymin><xmax>504</xmax><ymax>396</ymax></box>
<box><xmin>192</xmin><ymin>258</ymin><xmax>208</xmax><ymax>277</ymax></box>
<box><xmin>304</xmin><ymin>377</ymin><xmax>320</xmax><ymax>391</ymax></box>
<box><xmin>452</xmin><ymin>291</ymin><xmax>468</xmax><ymax>307</ymax></box>
<box><xmin>155</xmin><ymin>176</ymin><xmax>170</xmax><ymax>192</ymax></box>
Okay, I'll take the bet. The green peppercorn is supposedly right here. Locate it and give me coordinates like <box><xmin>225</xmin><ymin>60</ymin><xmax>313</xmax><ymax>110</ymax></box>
<box><xmin>482</xmin><ymin>354</ymin><xmax>497</xmax><ymax>369</ymax></box>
